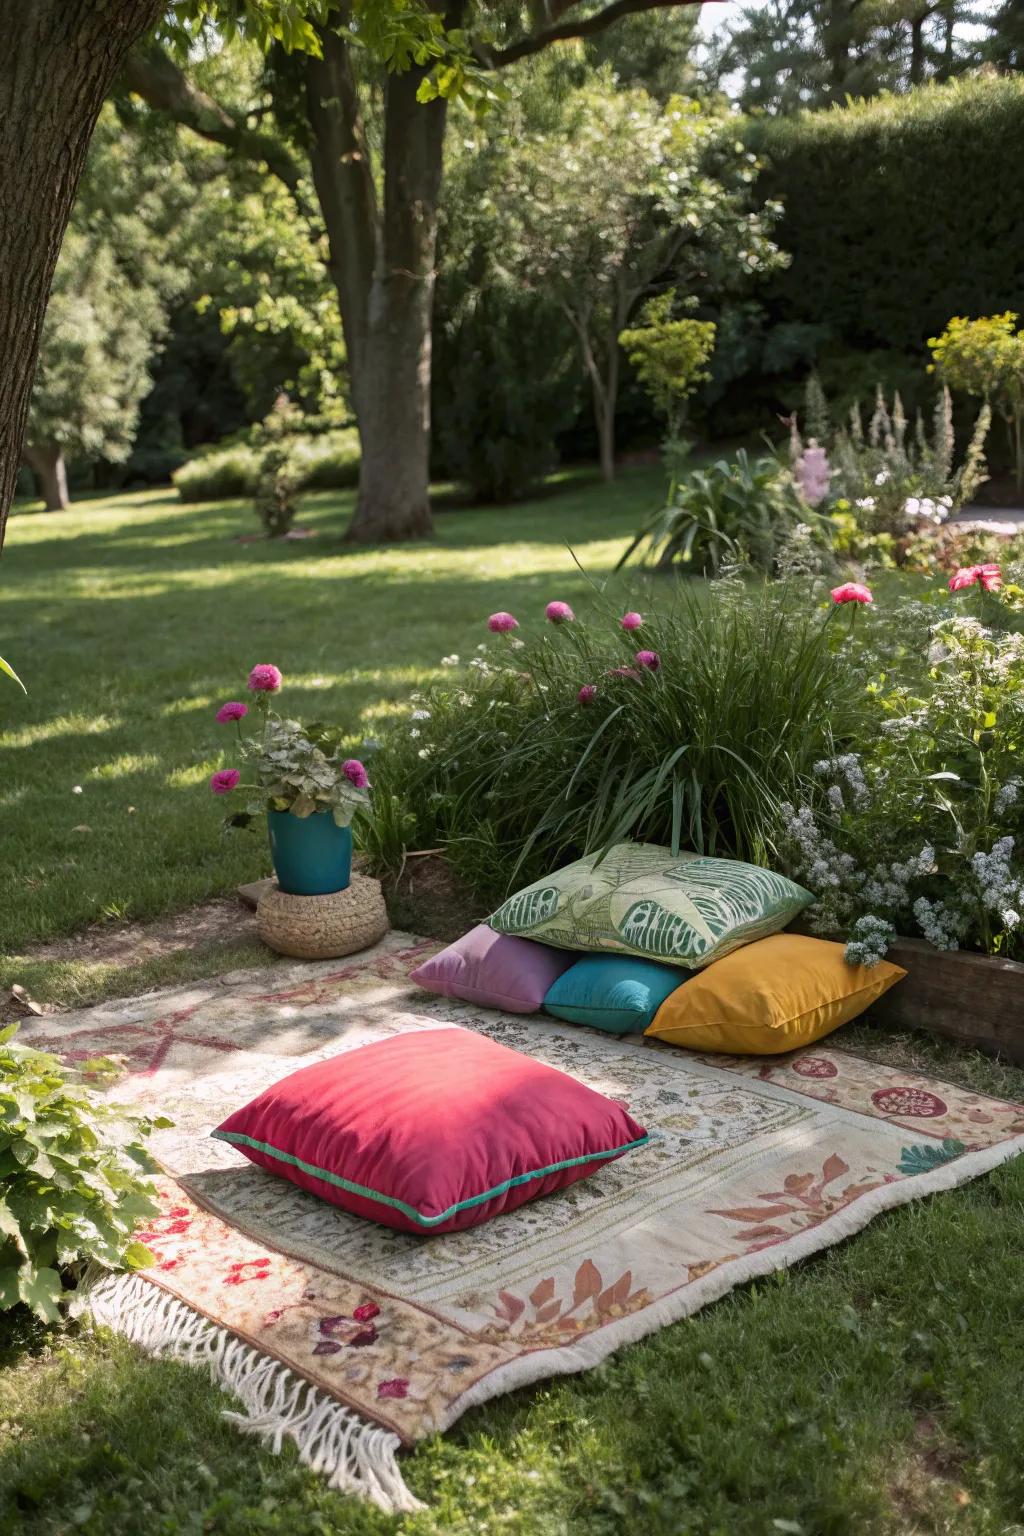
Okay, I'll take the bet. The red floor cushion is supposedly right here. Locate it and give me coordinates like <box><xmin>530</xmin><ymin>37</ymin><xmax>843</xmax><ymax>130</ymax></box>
<box><xmin>212</xmin><ymin>1027</ymin><xmax>649</xmax><ymax>1234</ymax></box>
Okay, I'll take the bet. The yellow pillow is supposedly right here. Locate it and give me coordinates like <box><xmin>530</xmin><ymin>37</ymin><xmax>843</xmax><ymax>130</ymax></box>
<box><xmin>644</xmin><ymin>933</ymin><xmax>906</xmax><ymax>1055</ymax></box>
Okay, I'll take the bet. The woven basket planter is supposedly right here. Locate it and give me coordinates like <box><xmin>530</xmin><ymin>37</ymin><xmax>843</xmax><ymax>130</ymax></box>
<box><xmin>256</xmin><ymin>873</ymin><xmax>389</xmax><ymax>960</ymax></box>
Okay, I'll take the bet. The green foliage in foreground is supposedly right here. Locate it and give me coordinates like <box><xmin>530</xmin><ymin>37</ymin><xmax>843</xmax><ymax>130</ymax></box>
<box><xmin>366</xmin><ymin>581</ymin><xmax>864</xmax><ymax>905</ymax></box>
<box><xmin>0</xmin><ymin>1027</ymin><xmax>162</xmax><ymax>1322</ymax></box>
<box><xmin>1</xmin><ymin>1016</ymin><xmax>1022</xmax><ymax>1533</ymax></box>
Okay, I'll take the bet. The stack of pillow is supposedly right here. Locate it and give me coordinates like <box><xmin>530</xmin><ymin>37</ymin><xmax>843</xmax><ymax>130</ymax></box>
<box><xmin>411</xmin><ymin>841</ymin><xmax>906</xmax><ymax>1054</ymax></box>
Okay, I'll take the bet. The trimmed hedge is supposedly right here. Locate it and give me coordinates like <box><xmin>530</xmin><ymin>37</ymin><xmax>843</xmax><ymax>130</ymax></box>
<box><xmin>172</xmin><ymin>428</ymin><xmax>360</xmax><ymax>503</ymax></box>
<box><xmin>751</xmin><ymin>76</ymin><xmax>1024</xmax><ymax>357</ymax></box>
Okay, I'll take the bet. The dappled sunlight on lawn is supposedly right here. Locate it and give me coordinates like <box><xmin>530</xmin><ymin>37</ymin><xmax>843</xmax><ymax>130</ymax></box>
<box><xmin>0</xmin><ymin>469</ymin><xmax>663</xmax><ymax>951</ymax></box>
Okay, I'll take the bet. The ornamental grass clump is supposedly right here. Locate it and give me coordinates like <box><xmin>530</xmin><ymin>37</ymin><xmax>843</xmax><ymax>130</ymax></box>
<box><xmin>0</xmin><ymin>1025</ymin><xmax>165</xmax><ymax>1320</ymax></box>
<box><xmin>365</xmin><ymin>580</ymin><xmax>865</xmax><ymax>904</ymax></box>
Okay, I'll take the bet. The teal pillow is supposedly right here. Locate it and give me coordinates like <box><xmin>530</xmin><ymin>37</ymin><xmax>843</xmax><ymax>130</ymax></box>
<box><xmin>543</xmin><ymin>955</ymin><xmax>689</xmax><ymax>1035</ymax></box>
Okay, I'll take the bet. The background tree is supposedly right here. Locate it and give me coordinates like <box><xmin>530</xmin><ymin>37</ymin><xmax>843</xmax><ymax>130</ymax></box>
<box><xmin>20</xmin><ymin>103</ymin><xmax>198</xmax><ymax>509</ymax></box>
<box><xmin>0</xmin><ymin>0</ymin><xmax>164</xmax><ymax>555</ymax></box>
<box><xmin>123</xmin><ymin>1</ymin><xmax>712</xmax><ymax>545</ymax></box>
<box><xmin>716</xmin><ymin>0</ymin><xmax>984</xmax><ymax>113</ymax></box>
<box><xmin>24</xmin><ymin>232</ymin><xmax>165</xmax><ymax>511</ymax></box>
<box><xmin>929</xmin><ymin>313</ymin><xmax>1024</xmax><ymax>490</ymax></box>
<box><xmin>499</xmin><ymin>80</ymin><xmax>783</xmax><ymax>479</ymax></box>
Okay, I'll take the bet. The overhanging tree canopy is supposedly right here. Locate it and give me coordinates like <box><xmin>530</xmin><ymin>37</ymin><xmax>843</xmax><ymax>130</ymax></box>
<box><xmin>0</xmin><ymin>0</ymin><xmax>715</xmax><ymax>556</ymax></box>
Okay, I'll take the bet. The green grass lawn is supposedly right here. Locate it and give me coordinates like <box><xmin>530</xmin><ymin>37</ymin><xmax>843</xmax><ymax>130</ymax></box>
<box><xmin>0</xmin><ymin>471</ymin><xmax>661</xmax><ymax>978</ymax></box>
<box><xmin>2</xmin><ymin>475</ymin><xmax>1024</xmax><ymax>1534</ymax></box>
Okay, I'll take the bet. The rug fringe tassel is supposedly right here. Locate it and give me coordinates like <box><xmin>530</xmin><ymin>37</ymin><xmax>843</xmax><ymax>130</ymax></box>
<box><xmin>73</xmin><ymin>1268</ymin><xmax>424</xmax><ymax>1514</ymax></box>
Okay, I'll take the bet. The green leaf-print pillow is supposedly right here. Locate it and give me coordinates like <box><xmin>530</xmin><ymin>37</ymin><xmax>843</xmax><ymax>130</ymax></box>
<box><xmin>490</xmin><ymin>842</ymin><xmax>813</xmax><ymax>970</ymax></box>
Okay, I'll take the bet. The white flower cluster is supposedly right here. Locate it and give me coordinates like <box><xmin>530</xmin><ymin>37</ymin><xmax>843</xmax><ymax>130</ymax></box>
<box><xmin>995</xmin><ymin>778</ymin><xmax>1022</xmax><ymax>816</ymax></box>
<box><xmin>903</xmin><ymin>495</ymin><xmax>951</xmax><ymax>525</ymax></box>
<box><xmin>972</xmin><ymin>837</ymin><xmax>1024</xmax><ymax>931</ymax></box>
<box><xmin>844</xmin><ymin>915</ymin><xmax>895</xmax><ymax>968</ymax></box>
<box><xmin>813</xmin><ymin>753</ymin><xmax>869</xmax><ymax>809</ymax></box>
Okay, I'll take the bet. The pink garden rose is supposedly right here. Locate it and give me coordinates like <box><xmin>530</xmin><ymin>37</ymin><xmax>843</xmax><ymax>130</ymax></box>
<box><xmin>620</xmin><ymin>611</ymin><xmax>643</xmax><ymax>631</ymax></box>
<box><xmin>830</xmin><ymin>582</ymin><xmax>873</xmax><ymax>605</ymax></box>
<box><xmin>210</xmin><ymin>769</ymin><xmax>240</xmax><ymax>795</ymax></box>
<box><xmin>577</xmin><ymin>684</ymin><xmax>597</xmax><ymax>705</ymax></box>
<box><xmin>248</xmin><ymin>663</ymin><xmax>282</xmax><ymax>693</ymax></box>
<box><xmin>216</xmin><ymin>701</ymin><xmax>249</xmax><ymax>723</ymax></box>
<box><xmin>635</xmin><ymin>650</ymin><xmax>661</xmax><ymax>671</ymax></box>
<box><xmin>545</xmin><ymin>600</ymin><xmax>575</xmax><ymax>624</ymax></box>
<box><xmin>487</xmin><ymin>612</ymin><xmax>519</xmax><ymax>633</ymax></box>
<box><xmin>342</xmin><ymin>759</ymin><xmax>369</xmax><ymax>789</ymax></box>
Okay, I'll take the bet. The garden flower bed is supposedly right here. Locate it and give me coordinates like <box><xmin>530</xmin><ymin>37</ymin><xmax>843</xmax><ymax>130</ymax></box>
<box><xmin>367</xmin><ymin>558</ymin><xmax>1024</xmax><ymax>1062</ymax></box>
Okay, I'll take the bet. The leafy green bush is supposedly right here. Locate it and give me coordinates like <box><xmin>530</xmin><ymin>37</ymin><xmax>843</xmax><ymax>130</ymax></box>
<box><xmin>364</xmin><ymin>582</ymin><xmax>864</xmax><ymax>904</ymax></box>
<box><xmin>619</xmin><ymin>292</ymin><xmax>716</xmax><ymax>440</ymax></box>
<box><xmin>172</xmin><ymin>440</ymin><xmax>259</xmax><ymax>501</ymax></box>
<box><xmin>172</xmin><ymin>428</ymin><xmax>360</xmax><ymax>503</ymax></box>
<box><xmin>0</xmin><ymin>1024</ymin><xmax>164</xmax><ymax>1320</ymax></box>
<box><xmin>431</xmin><ymin>282</ymin><xmax>578</xmax><ymax>501</ymax></box>
<box><xmin>721</xmin><ymin>77</ymin><xmax>1024</xmax><ymax>431</ymax></box>
<box><xmin>289</xmin><ymin>428</ymin><xmax>360</xmax><ymax>490</ymax></box>
<box><xmin>619</xmin><ymin>450</ymin><xmax>810</xmax><ymax>575</ymax></box>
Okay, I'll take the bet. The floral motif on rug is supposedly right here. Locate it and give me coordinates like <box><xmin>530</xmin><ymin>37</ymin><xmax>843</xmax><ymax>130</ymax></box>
<box><xmin>28</xmin><ymin>931</ymin><xmax>1024</xmax><ymax>1449</ymax></box>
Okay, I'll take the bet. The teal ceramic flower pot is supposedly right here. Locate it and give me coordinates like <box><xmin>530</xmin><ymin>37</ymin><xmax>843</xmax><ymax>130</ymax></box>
<box><xmin>268</xmin><ymin>809</ymin><xmax>352</xmax><ymax>896</ymax></box>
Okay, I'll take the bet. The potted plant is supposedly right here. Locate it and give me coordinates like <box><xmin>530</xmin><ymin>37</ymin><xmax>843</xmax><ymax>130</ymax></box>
<box><xmin>210</xmin><ymin>664</ymin><xmax>371</xmax><ymax>896</ymax></box>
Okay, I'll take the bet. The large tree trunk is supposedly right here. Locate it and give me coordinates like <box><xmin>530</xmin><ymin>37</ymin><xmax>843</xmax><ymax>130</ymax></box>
<box><xmin>344</xmin><ymin>66</ymin><xmax>448</xmax><ymax>543</ymax></box>
<box><xmin>0</xmin><ymin>0</ymin><xmax>162</xmax><ymax>556</ymax></box>
<box><xmin>23</xmin><ymin>443</ymin><xmax>70</xmax><ymax>511</ymax></box>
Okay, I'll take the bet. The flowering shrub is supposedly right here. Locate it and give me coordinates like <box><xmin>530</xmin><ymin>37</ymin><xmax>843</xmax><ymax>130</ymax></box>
<box><xmin>791</xmin><ymin>377</ymin><xmax>991</xmax><ymax>569</ymax></box>
<box><xmin>781</xmin><ymin>597</ymin><xmax>1024</xmax><ymax>962</ymax></box>
<box><xmin>364</xmin><ymin>580</ymin><xmax>864</xmax><ymax>903</ymax></box>
<box><xmin>0</xmin><ymin>1024</ymin><xmax>165</xmax><ymax>1320</ymax></box>
<box><xmin>208</xmin><ymin>664</ymin><xmax>371</xmax><ymax>830</ymax></box>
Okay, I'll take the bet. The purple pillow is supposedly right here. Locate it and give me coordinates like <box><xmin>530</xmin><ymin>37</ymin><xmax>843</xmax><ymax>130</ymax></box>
<box><xmin>409</xmin><ymin>925</ymin><xmax>575</xmax><ymax>1014</ymax></box>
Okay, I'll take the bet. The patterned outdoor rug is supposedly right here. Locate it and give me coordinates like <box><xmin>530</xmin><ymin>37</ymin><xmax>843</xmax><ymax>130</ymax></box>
<box><xmin>24</xmin><ymin>932</ymin><xmax>1024</xmax><ymax>1512</ymax></box>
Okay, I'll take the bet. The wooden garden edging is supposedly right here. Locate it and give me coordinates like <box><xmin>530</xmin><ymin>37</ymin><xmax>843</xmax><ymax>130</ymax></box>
<box><xmin>867</xmin><ymin>937</ymin><xmax>1024</xmax><ymax>1064</ymax></box>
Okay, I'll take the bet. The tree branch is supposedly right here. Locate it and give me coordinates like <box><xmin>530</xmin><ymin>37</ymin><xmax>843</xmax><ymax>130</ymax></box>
<box><xmin>121</xmin><ymin>41</ymin><xmax>307</xmax><ymax>198</ymax></box>
<box><xmin>483</xmin><ymin>0</ymin><xmax>715</xmax><ymax>70</ymax></box>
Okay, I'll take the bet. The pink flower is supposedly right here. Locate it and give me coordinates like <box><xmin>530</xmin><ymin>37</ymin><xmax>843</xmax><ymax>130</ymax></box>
<box><xmin>979</xmin><ymin>562</ymin><xmax>1002</xmax><ymax>593</ymax></box>
<box><xmin>487</xmin><ymin>612</ymin><xmax>519</xmax><ymax>633</ymax></box>
<box><xmin>210</xmin><ymin>769</ymin><xmax>240</xmax><ymax>795</ymax></box>
<box><xmin>353</xmin><ymin>1302</ymin><xmax>380</xmax><ymax>1323</ymax></box>
<box><xmin>830</xmin><ymin>582</ymin><xmax>873</xmax><ymax>605</ymax></box>
<box><xmin>216</xmin><ymin>701</ymin><xmax>249</xmax><ymax>724</ymax></box>
<box><xmin>248</xmin><ymin>664</ymin><xmax>282</xmax><ymax>693</ymax></box>
<box><xmin>795</xmin><ymin>442</ymin><xmax>831</xmax><ymax>507</ymax></box>
<box><xmin>620</xmin><ymin>611</ymin><xmax>643</xmax><ymax>631</ymax></box>
<box><xmin>377</xmin><ymin>1378</ymin><xmax>409</xmax><ymax>1400</ymax></box>
<box><xmin>545</xmin><ymin>600</ymin><xmax>575</xmax><ymax>625</ymax></box>
<box><xmin>635</xmin><ymin>650</ymin><xmax>661</xmax><ymax>671</ymax></box>
<box><xmin>577</xmin><ymin>684</ymin><xmax>597</xmax><ymax>705</ymax></box>
<box><xmin>342</xmin><ymin>759</ymin><xmax>369</xmax><ymax>789</ymax></box>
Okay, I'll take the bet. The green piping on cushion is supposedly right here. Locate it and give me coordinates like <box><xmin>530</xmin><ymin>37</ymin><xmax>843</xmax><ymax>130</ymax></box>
<box><xmin>210</xmin><ymin>1128</ymin><xmax>651</xmax><ymax>1227</ymax></box>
